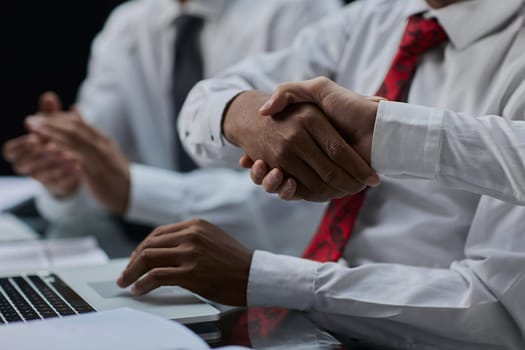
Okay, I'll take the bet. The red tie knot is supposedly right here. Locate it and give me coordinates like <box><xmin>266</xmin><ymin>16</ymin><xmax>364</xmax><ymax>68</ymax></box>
<box><xmin>400</xmin><ymin>15</ymin><xmax>448</xmax><ymax>57</ymax></box>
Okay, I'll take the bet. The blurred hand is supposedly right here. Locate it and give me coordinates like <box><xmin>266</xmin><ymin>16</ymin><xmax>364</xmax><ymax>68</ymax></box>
<box><xmin>2</xmin><ymin>92</ymin><xmax>81</xmax><ymax>198</ymax></box>
<box><xmin>240</xmin><ymin>78</ymin><xmax>382</xmax><ymax>201</ymax></box>
<box><xmin>223</xmin><ymin>90</ymin><xmax>376</xmax><ymax>202</ymax></box>
<box><xmin>25</xmin><ymin>109</ymin><xmax>131</xmax><ymax>215</ymax></box>
<box><xmin>117</xmin><ymin>219</ymin><xmax>253</xmax><ymax>306</ymax></box>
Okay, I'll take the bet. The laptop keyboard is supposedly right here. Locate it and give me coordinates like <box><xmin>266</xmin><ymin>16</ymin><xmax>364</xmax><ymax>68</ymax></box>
<box><xmin>0</xmin><ymin>274</ymin><xmax>95</xmax><ymax>325</ymax></box>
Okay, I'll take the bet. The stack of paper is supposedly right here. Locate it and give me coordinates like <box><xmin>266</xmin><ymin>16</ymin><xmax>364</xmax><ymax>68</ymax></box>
<box><xmin>0</xmin><ymin>213</ymin><xmax>38</xmax><ymax>242</ymax></box>
<box><xmin>0</xmin><ymin>308</ymin><xmax>249</xmax><ymax>350</ymax></box>
<box><xmin>0</xmin><ymin>236</ymin><xmax>108</xmax><ymax>274</ymax></box>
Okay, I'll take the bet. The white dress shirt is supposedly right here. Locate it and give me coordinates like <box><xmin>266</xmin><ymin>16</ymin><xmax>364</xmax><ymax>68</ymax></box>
<box><xmin>34</xmin><ymin>0</ymin><xmax>341</xmax><ymax>255</ymax></box>
<box><xmin>179</xmin><ymin>0</ymin><xmax>525</xmax><ymax>346</ymax></box>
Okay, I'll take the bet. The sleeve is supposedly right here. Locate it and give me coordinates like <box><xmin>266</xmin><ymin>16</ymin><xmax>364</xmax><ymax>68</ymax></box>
<box><xmin>126</xmin><ymin>164</ymin><xmax>326</xmax><ymax>255</ymax></box>
<box><xmin>372</xmin><ymin>96</ymin><xmax>525</xmax><ymax>205</ymax></box>
<box><xmin>35</xmin><ymin>3</ymin><xmax>138</xmax><ymax>223</ymax></box>
<box><xmin>247</xmin><ymin>198</ymin><xmax>525</xmax><ymax>345</ymax></box>
<box><xmin>178</xmin><ymin>9</ymin><xmax>353</xmax><ymax>168</ymax></box>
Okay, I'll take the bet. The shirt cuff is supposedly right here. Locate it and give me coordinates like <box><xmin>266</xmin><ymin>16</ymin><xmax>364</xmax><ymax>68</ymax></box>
<box><xmin>125</xmin><ymin>163</ymin><xmax>186</xmax><ymax>225</ymax></box>
<box><xmin>372</xmin><ymin>101</ymin><xmax>444</xmax><ymax>178</ymax></box>
<box><xmin>180</xmin><ymin>85</ymin><xmax>244</xmax><ymax>165</ymax></box>
<box><xmin>34</xmin><ymin>184</ymin><xmax>103</xmax><ymax>223</ymax></box>
<box><xmin>247</xmin><ymin>250</ymin><xmax>321</xmax><ymax>310</ymax></box>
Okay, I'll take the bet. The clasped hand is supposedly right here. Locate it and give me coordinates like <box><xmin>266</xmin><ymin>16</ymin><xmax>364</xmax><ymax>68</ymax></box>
<box><xmin>2</xmin><ymin>92</ymin><xmax>131</xmax><ymax>214</ymax></box>
<box><xmin>225</xmin><ymin>77</ymin><xmax>381</xmax><ymax>202</ymax></box>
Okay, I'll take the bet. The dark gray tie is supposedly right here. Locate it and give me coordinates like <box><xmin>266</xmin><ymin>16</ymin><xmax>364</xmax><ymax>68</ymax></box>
<box><xmin>172</xmin><ymin>14</ymin><xmax>204</xmax><ymax>172</ymax></box>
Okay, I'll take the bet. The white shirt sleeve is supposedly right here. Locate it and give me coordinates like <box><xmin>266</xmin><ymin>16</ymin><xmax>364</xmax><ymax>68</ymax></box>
<box><xmin>179</xmin><ymin>12</ymin><xmax>350</xmax><ymax>167</ymax></box>
<box><xmin>35</xmin><ymin>3</ymin><xmax>142</xmax><ymax>223</ymax></box>
<box><xmin>126</xmin><ymin>163</ymin><xmax>325</xmax><ymax>254</ymax></box>
<box><xmin>373</xmin><ymin>100</ymin><xmax>525</xmax><ymax>204</ymax></box>
<box><xmin>247</xmin><ymin>197</ymin><xmax>525</xmax><ymax>346</ymax></box>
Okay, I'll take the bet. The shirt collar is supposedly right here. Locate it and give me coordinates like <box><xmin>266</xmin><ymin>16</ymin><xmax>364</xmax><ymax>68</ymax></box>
<box><xmin>405</xmin><ymin>0</ymin><xmax>524</xmax><ymax>50</ymax></box>
<box><xmin>158</xmin><ymin>0</ymin><xmax>228</xmax><ymax>28</ymax></box>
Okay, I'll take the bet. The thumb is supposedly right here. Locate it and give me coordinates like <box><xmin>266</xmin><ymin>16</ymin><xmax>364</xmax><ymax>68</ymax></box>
<box><xmin>259</xmin><ymin>80</ymin><xmax>320</xmax><ymax>116</ymax></box>
<box><xmin>39</xmin><ymin>91</ymin><xmax>63</xmax><ymax>115</ymax></box>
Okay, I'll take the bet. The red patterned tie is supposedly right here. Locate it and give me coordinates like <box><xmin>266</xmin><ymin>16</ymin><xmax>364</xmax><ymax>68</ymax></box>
<box><xmin>303</xmin><ymin>15</ymin><xmax>448</xmax><ymax>262</ymax></box>
<box><xmin>232</xmin><ymin>15</ymin><xmax>448</xmax><ymax>347</ymax></box>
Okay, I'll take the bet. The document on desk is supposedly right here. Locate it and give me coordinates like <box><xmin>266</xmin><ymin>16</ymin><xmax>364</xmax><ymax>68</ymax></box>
<box><xmin>0</xmin><ymin>213</ymin><xmax>38</xmax><ymax>242</ymax></box>
<box><xmin>0</xmin><ymin>236</ymin><xmax>108</xmax><ymax>274</ymax></box>
<box><xmin>0</xmin><ymin>176</ymin><xmax>38</xmax><ymax>211</ymax></box>
<box><xmin>1</xmin><ymin>308</ymin><xmax>250</xmax><ymax>350</ymax></box>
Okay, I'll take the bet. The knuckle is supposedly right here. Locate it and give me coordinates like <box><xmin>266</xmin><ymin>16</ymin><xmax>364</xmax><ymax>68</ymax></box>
<box><xmin>275</xmin><ymin>83</ymin><xmax>287</xmax><ymax>96</ymax></box>
<box><xmin>189</xmin><ymin>218</ymin><xmax>205</xmax><ymax>226</ymax></box>
<box><xmin>183</xmin><ymin>244</ymin><xmax>200</xmax><ymax>257</ymax></box>
<box><xmin>185</xmin><ymin>261</ymin><xmax>198</xmax><ymax>273</ymax></box>
<box><xmin>148</xmin><ymin>269</ymin><xmax>164</xmax><ymax>283</ymax></box>
<box><xmin>321</xmin><ymin>168</ymin><xmax>340</xmax><ymax>185</ymax></box>
<box><xmin>139</xmin><ymin>249</ymin><xmax>155</xmax><ymax>265</ymax></box>
<box><xmin>152</xmin><ymin>225</ymin><xmax>167</xmax><ymax>236</ymax></box>
<box><xmin>140</xmin><ymin>240</ymin><xmax>153</xmax><ymax>251</ymax></box>
<box><xmin>285</xmin><ymin>130</ymin><xmax>302</xmax><ymax>145</ymax></box>
<box><xmin>180</xmin><ymin>230</ymin><xmax>198</xmax><ymax>245</ymax></box>
<box><xmin>326</xmin><ymin>142</ymin><xmax>343</xmax><ymax>160</ymax></box>
<box><xmin>273</xmin><ymin>140</ymin><xmax>292</xmax><ymax>161</ymax></box>
<box><xmin>313</xmin><ymin>76</ymin><xmax>331</xmax><ymax>89</ymax></box>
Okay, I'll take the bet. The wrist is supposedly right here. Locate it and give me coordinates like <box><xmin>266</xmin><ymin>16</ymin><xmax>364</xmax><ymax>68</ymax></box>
<box><xmin>350</xmin><ymin>101</ymin><xmax>378</xmax><ymax>165</ymax></box>
<box><xmin>222</xmin><ymin>90</ymin><xmax>271</xmax><ymax>148</ymax></box>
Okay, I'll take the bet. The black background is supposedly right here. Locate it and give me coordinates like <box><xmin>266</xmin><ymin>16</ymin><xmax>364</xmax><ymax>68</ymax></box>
<box><xmin>2</xmin><ymin>0</ymin><xmax>126</xmax><ymax>174</ymax></box>
<box><xmin>1</xmin><ymin>0</ymin><xmax>354</xmax><ymax>175</ymax></box>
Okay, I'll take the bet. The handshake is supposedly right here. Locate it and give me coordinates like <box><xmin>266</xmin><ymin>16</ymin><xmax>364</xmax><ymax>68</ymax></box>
<box><xmin>2</xmin><ymin>77</ymin><xmax>382</xmax><ymax>210</ymax></box>
<box><xmin>223</xmin><ymin>77</ymin><xmax>383</xmax><ymax>202</ymax></box>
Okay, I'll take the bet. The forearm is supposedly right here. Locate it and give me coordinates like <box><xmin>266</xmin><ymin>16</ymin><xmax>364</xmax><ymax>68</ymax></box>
<box><xmin>247</xmin><ymin>250</ymin><xmax>523</xmax><ymax>346</ymax></box>
<box><xmin>374</xmin><ymin>101</ymin><xmax>525</xmax><ymax>204</ymax></box>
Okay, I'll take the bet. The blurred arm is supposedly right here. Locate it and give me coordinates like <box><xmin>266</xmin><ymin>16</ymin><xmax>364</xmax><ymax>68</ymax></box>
<box><xmin>35</xmin><ymin>3</ymin><xmax>137</xmax><ymax>223</ymax></box>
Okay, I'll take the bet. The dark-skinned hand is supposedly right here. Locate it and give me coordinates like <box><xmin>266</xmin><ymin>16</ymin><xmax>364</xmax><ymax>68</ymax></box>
<box><xmin>239</xmin><ymin>78</ymin><xmax>382</xmax><ymax>201</ymax></box>
<box><xmin>223</xmin><ymin>90</ymin><xmax>376</xmax><ymax>202</ymax></box>
<box><xmin>117</xmin><ymin>219</ymin><xmax>254</xmax><ymax>306</ymax></box>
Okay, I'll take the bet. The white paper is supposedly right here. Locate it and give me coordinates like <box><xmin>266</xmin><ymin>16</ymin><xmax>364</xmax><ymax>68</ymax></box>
<box><xmin>0</xmin><ymin>308</ymin><xmax>211</xmax><ymax>350</ymax></box>
<box><xmin>0</xmin><ymin>237</ymin><xmax>108</xmax><ymax>274</ymax></box>
<box><xmin>0</xmin><ymin>176</ymin><xmax>38</xmax><ymax>211</ymax></box>
<box><xmin>0</xmin><ymin>308</ymin><xmax>251</xmax><ymax>350</ymax></box>
<box><xmin>0</xmin><ymin>213</ymin><xmax>38</xmax><ymax>242</ymax></box>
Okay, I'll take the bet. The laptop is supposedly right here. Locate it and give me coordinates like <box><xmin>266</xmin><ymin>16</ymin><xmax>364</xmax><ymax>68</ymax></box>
<box><xmin>0</xmin><ymin>259</ymin><xmax>220</xmax><ymax>325</ymax></box>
